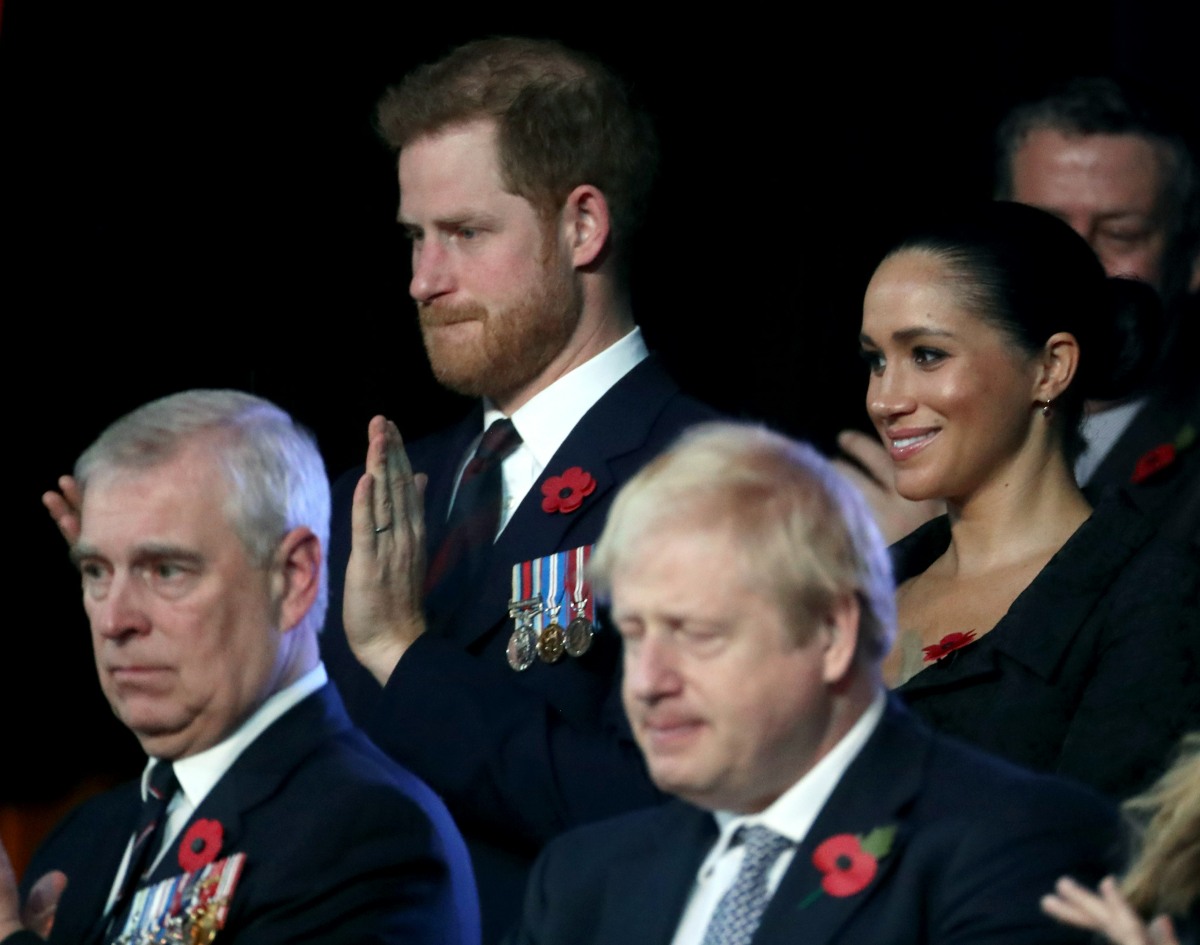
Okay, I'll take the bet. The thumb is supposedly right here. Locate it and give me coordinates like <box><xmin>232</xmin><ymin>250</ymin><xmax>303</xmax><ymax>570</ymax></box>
<box><xmin>23</xmin><ymin>871</ymin><xmax>68</xmax><ymax>938</ymax></box>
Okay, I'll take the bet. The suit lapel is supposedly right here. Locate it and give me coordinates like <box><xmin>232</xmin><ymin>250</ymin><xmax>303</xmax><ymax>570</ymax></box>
<box><xmin>753</xmin><ymin>699</ymin><xmax>926</xmax><ymax>945</ymax></box>
<box><xmin>413</xmin><ymin>405</ymin><xmax>484</xmax><ymax>560</ymax></box>
<box><xmin>899</xmin><ymin>498</ymin><xmax>1153</xmax><ymax>698</ymax></box>
<box><xmin>144</xmin><ymin>686</ymin><xmax>348</xmax><ymax>888</ymax></box>
<box><xmin>46</xmin><ymin>791</ymin><xmax>142</xmax><ymax>945</ymax></box>
<box><xmin>1085</xmin><ymin>387</ymin><xmax>1193</xmax><ymax>493</ymax></box>
<box><xmin>437</xmin><ymin>358</ymin><xmax>685</xmax><ymax>649</ymax></box>
<box><xmin>594</xmin><ymin>803</ymin><xmax>717</xmax><ymax>945</ymax></box>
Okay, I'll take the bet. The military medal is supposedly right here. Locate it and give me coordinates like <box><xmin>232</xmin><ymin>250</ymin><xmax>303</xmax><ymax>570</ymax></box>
<box><xmin>564</xmin><ymin>545</ymin><xmax>595</xmax><ymax>657</ymax></box>
<box><xmin>114</xmin><ymin>853</ymin><xmax>245</xmax><ymax>945</ymax></box>
<box><xmin>510</xmin><ymin>546</ymin><xmax>597</xmax><ymax>668</ymax></box>
<box><xmin>506</xmin><ymin>620</ymin><xmax>536</xmax><ymax>671</ymax></box>
<box><xmin>507</xmin><ymin>558</ymin><xmax>543</xmax><ymax>672</ymax></box>
<box><xmin>565</xmin><ymin>611</ymin><xmax>593</xmax><ymax>658</ymax></box>
<box><xmin>534</xmin><ymin>554</ymin><xmax>565</xmax><ymax>663</ymax></box>
<box><xmin>506</xmin><ymin>596</ymin><xmax>540</xmax><ymax>672</ymax></box>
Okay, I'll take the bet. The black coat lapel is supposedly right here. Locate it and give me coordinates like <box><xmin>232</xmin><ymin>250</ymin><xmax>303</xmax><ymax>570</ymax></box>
<box><xmin>595</xmin><ymin>802</ymin><xmax>717</xmax><ymax>945</ymax></box>
<box><xmin>41</xmin><ymin>790</ymin><xmax>142</xmax><ymax>945</ymax></box>
<box><xmin>753</xmin><ymin>699</ymin><xmax>925</xmax><ymax>945</ymax></box>
<box><xmin>896</xmin><ymin>499</ymin><xmax>1154</xmax><ymax>698</ymax></box>
<box><xmin>143</xmin><ymin>687</ymin><xmax>349</xmax><ymax>887</ymax></box>
<box><xmin>435</xmin><ymin>358</ymin><xmax>686</xmax><ymax>649</ymax></box>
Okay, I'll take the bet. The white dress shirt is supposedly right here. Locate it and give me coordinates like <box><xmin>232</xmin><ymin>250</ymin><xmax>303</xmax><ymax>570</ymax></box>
<box><xmin>103</xmin><ymin>664</ymin><xmax>329</xmax><ymax>913</ymax></box>
<box><xmin>669</xmin><ymin>693</ymin><xmax>887</xmax><ymax>945</ymax></box>
<box><xmin>448</xmin><ymin>327</ymin><xmax>649</xmax><ymax>535</ymax></box>
<box><xmin>1075</xmin><ymin>396</ymin><xmax>1147</xmax><ymax>486</ymax></box>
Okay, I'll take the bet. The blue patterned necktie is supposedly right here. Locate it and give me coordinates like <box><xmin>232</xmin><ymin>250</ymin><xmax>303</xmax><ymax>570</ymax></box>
<box><xmin>700</xmin><ymin>824</ymin><xmax>792</xmax><ymax>945</ymax></box>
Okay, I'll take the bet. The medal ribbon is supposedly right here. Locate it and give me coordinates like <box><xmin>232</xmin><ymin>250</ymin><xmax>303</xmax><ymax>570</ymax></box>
<box><xmin>565</xmin><ymin>545</ymin><xmax>595</xmax><ymax>623</ymax></box>
<box><xmin>539</xmin><ymin>551</ymin><xmax>566</xmax><ymax>628</ymax></box>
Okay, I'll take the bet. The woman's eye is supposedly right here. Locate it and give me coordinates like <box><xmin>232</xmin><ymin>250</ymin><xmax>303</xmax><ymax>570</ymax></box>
<box><xmin>913</xmin><ymin>347</ymin><xmax>946</xmax><ymax>367</ymax></box>
<box><xmin>859</xmin><ymin>349</ymin><xmax>885</xmax><ymax>375</ymax></box>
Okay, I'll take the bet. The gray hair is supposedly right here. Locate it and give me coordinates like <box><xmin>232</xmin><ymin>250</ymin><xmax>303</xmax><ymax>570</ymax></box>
<box><xmin>75</xmin><ymin>389</ymin><xmax>331</xmax><ymax>634</ymax></box>
<box><xmin>590</xmin><ymin>422</ymin><xmax>896</xmax><ymax>664</ymax></box>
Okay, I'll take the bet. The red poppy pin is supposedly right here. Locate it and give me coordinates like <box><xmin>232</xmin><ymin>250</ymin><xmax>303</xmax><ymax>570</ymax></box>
<box><xmin>922</xmin><ymin>630</ymin><xmax>977</xmax><ymax>663</ymax></box>
<box><xmin>178</xmin><ymin>818</ymin><xmax>224</xmax><ymax>873</ymax></box>
<box><xmin>540</xmin><ymin>467</ymin><xmax>596</xmax><ymax>514</ymax></box>
<box><xmin>801</xmin><ymin>825</ymin><xmax>896</xmax><ymax>908</ymax></box>
<box><xmin>1131</xmin><ymin>424</ymin><xmax>1195</xmax><ymax>485</ymax></box>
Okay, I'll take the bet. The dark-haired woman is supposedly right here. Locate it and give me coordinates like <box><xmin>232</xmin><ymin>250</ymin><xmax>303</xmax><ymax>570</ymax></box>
<box><xmin>859</xmin><ymin>202</ymin><xmax>1199</xmax><ymax>800</ymax></box>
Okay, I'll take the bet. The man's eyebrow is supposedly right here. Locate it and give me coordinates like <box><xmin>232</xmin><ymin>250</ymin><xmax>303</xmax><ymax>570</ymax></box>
<box><xmin>1094</xmin><ymin>210</ymin><xmax>1154</xmax><ymax>223</ymax></box>
<box><xmin>69</xmin><ymin>543</ymin><xmax>98</xmax><ymax>567</ymax></box>
<box><xmin>70</xmin><ymin>543</ymin><xmax>203</xmax><ymax>567</ymax></box>
<box><xmin>398</xmin><ymin>210</ymin><xmax>502</xmax><ymax>228</ymax></box>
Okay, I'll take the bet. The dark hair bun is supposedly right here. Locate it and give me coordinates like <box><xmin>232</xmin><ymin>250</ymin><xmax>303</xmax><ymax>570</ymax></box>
<box><xmin>1079</xmin><ymin>277</ymin><xmax>1165</xmax><ymax>402</ymax></box>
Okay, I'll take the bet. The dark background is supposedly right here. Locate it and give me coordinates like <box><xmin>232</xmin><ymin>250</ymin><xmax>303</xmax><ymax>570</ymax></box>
<box><xmin>2</xmin><ymin>1</ymin><xmax>1196</xmax><ymax>813</ymax></box>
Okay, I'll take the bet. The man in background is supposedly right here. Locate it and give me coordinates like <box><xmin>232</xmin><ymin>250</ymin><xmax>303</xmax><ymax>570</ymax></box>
<box><xmin>840</xmin><ymin>77</ymin><xmax>1199</xmax><ymax>546</ymax></box>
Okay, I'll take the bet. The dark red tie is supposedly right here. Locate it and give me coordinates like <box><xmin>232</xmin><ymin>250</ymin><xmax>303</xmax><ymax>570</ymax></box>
<box><xmin>425</xmin><ymin>419</ymin><xmax>522</xmax><ymax>608</ymax></box>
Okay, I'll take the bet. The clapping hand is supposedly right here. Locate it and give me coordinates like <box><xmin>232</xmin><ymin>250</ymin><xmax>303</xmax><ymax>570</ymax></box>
<box><xmin>1042</xmin><ymin>876</ymin><xmax>1181</xmax><ymax>945</ymax></box>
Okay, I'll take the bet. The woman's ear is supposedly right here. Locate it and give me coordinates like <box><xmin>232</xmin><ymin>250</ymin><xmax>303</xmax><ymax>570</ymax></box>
<box><xmin>1033</xmin><ymin>331</ymin><xmax>1080</xmax><ymax>405</ymax></box>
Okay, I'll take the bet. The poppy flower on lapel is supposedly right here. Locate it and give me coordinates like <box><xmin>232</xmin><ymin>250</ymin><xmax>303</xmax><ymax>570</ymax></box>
<box><xmin>1131</xmin><ymin>444</ymin><xmax>1176</xmax><ymax>484</ymax></box>
<box><xmin>801</xmin><ymin>825</ymin><xmax>896</xmax><ymax>907</ymax></box>
<box><xmin>1131</xmin><ymin>424</ymin><xmax>1197</xmax><ymax>485</ymax></box>
<box><xmin>922</xmin><ymin>630</ymin><xmax>977</xmax><ymax>663</ymax></box>
<box><xmin>812</xmin><ymin>834</ymin><xmax>878</xmax><ymax>897</ymax></box>
<box><xmin>540</xmin><ymin>467</ymin><xmax>596</xmax><ymax>514</ymax></box>
<box><xmin>178</xmin><ymin>819</ymin><xmax>224</xmax><ymax>873</ymax></box>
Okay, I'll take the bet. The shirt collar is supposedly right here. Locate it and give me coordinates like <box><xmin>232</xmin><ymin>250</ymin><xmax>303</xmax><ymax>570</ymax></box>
<box><xmin>483</xmin><ymin>327</ymin><xmax>648</xmax><ymax>469</ymax></box>
<box><xmin>702</xmin><ymin>691</ymin><xmax>886</xmax><ymax>872</ymax></box>
<box><xmin>143</xmin><ymin>663</ymin><xmax>328</xmax><ymax>809</ymax></box>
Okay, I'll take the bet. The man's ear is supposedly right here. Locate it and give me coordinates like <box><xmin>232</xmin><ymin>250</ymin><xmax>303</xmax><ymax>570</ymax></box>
<box><xmin>1033</xmin><ymin>331</ymin><xmax>1080</xmax><ymax>405</ymax></box>
<box><xmin>273</xmin><ymin>527</ymin><xmax>321</xmax><ymax>634</ymax></box>
<box><xmin>561</xmin><ymin>184</ymin><xmax>611</xmax><ymax>269</ymax></box>
<box><xmin>820</xmin><ymin>593</ymin><xmax>861</xmax><ymax>687</ymax></box>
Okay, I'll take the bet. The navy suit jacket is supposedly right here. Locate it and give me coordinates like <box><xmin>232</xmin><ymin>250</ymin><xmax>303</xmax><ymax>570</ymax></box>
<box><xmin>16</xmin><ymin>685</ymin><xmax>479</xmax><ymax>945</ymax></box>
<box><xmin>510</xmin><ymin>699</ymin><xmax>1121</xmax><ymax>945</ymax></box>
<box><xmin>1082</xmin><ymin>379</ymin><xmax>1199</xmax><ymax>550</ymax></box>
<box><xmin>320</xmin><ymin>356</ymin><xmax>718</xmax><ymax>940</ymax></box>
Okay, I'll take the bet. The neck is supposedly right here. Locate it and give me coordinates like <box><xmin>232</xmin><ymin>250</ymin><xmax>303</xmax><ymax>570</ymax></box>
<box><xmin>944</xmin><ymin>448</ymin><xmax>1091</xmax><ymax>577</ymax></box>
<box><xmin>494</xmin><ymin>281</ymin><xmax>634</xmax><ymax>415</ymax></box>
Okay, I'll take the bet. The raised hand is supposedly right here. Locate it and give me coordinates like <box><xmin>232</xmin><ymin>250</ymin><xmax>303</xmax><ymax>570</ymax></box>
<box><xmin>1042</xmin><ymin>876</ymin><xmax>1181</xmax><ymax>945</ymax></box>
<box><xmin>833</xmin><ymin>430</ymin><xmax>944</xmax><ymax>544</ymax></box>
<box><xmin>1</xmin><ymin>840</ymin><xmax>68</xmax><ymax>941</ymax></box>
<box><xmin>41</xmin><ymin>475</ymin><xmax>83</xmax><ymax>546</ymax></box>
<box><xmin>345</xmin><ymin>416</ymin><xmax>429</xmax><ymax>685</ymax></box>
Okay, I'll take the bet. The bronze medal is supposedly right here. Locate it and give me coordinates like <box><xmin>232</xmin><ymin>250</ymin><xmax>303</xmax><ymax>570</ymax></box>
<box><xmin>537</xmin><ymin>623</ymin><xmax>566</xmax><ymax>663</ymax></box>
<box><xmin>564</xmin><ymin>616</ymin><xmax>594</xmax><ymax>657</ymax></box>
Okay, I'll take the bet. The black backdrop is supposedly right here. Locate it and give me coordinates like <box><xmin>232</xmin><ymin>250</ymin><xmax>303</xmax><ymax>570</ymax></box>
<box><xmin>2</xmin><ymin>1</ymin><xmax>1196</xmax><ymax>801</ymax></box>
